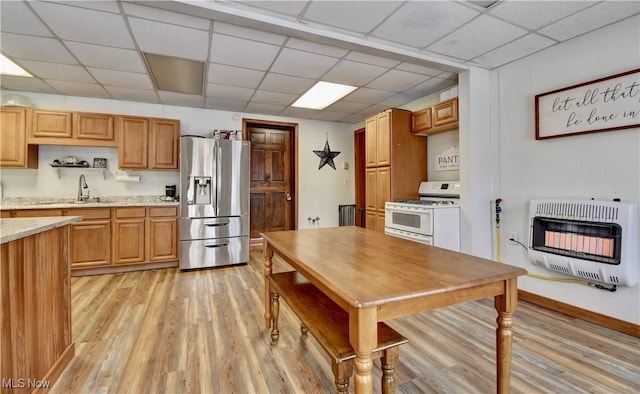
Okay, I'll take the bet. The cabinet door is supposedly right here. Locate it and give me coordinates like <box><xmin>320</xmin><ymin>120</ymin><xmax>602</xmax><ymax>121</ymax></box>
<box><xmin>31</xmin><ymin>110</ymin><xmax>72</xmax><ymax>138</ymax></box>
<box><xmin>73</xmin><ymin>112</ymin><xmax>115</xmax><ymax>141</ymax></box>
<box><xmin>433</xmin><ymin>98</ymin><xmax>458</xmax><ymax>127</ymax></box>
<box><xmin>376</xmin><ymin>167</ymin><xmax>391</xmax><ymax>211</ymax></box>
<box><xmin>69</xmin><ymin>220</ymin><xmax>111</xmax><ymax>268</ymax></box>
<box><xmin>113</xmin><ymin>207</ymin><xmax>146</xmax><ymax>265</ymax></box>
<box><xmin>149</xmin><ymin>217</ymin><xmax>178</xmax><ymax>261</ymax></box>
<box><xmin>365</xmin><ymin>168</ymin><xmax>377</xmax><ymax>211</ymax></box>
<box><xmin>376</xmin><ymin>111</ymin><xmax>391</xmax><ymax>166</ymax></box>
<box><xmin>412</xmin><ymin>107</ymin><xmax>432</xmax><ymax>134</ymax></box>
<box><xmin>149</xmin><ymin>119</ymin><xmax>179</xmax><ymax>170</ymax></box>
<box><xmin>365</xmin><ymin>210</ymin><xmax>377</xmax><ymax>230</ymax></box>
<box><xmin>376</xmin><ymin>213</ymin><xmax>386</xmax><ymax>233</ymax></box>
<box><xmin>0</xmin><ymin>107</ymin><xmax>37</xmax><ymax>168</ymax></box>
<box><xmin>364</xmin><ymin>116</ymin><xmax>377</xmax><ymax>167</ymax></box>
<box><xmin>118</xmin><ymin>116</ymin><xmax>149</xmax><ymax>169</ymax></box>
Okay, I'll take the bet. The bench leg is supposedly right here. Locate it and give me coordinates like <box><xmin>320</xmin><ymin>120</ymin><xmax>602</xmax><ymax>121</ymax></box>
<box><xmin>270</xmin><ymin>292</ymin><xmax>280</xmax><ymax>344</ymax></box>
<box><xmin>381</xmin><ymin>347</ymin><xmax>399</xmax><ymax>394</ymax></box>
<box><xmin>300</xmin><ymin>323</ymin><xmax>308</xmax><ymax>337</ymax></box>
<box><xmin>332</xmin><ymin>360</ymin><xmax>353</xmax><ymax>394</ymax></box>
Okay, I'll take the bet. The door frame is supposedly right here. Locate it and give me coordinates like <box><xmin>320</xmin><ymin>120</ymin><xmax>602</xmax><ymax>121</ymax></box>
<box><xmin>242</xmin><ymin>118</ymin><xmax>298</xmax><ymax>250</ymax></box>
<box><xmin>354</xmin><ymin>127</ymin><xmax>366</xmax><ymax>227</ymax></box>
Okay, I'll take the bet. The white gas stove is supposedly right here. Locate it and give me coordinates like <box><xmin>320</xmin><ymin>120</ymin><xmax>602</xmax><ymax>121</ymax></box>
<box><xmin>385</xmin><ymin>181</ymin><xmax>460</xmax><ymax>251</ymax></box>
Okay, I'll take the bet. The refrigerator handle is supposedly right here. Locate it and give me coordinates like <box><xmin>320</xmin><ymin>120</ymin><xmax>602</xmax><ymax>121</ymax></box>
<box><xmin>216</xmin><ymin>145</ymin><xmax>222</xmax><ymax>216</ymax></box>
<box><xmin>203</xmin><ymin>241</ymin><xmax>229</xmax><ymax>248</ymax></box>
<box><xmin>203</xmin><ymin>218</ymin><xmax>230</xmax><ymax>227</ymax></box>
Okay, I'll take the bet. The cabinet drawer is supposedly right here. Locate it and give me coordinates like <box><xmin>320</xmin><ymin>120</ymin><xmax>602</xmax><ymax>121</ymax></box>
<box><xmin>149</xmin><ymin>206</ymin><xmax>177</xmax><ymax>217</ymax></box>
<box><xmin>65</xmin><ymin>208</ymin><xmax>111</xmax><ymax>220</ymax></box>
<box><xmin>13</xmin><ymin>209</ymin><xmax>63</xmax><ymax>217</ymax></box>
<box><xmin>115</xmin><ymin>207</ymin><xmax>146</xmax><ymax>219</ymax></box>
<box><xmin>180</xmin><ymin>217</ymin><xmax>249</xmax><ymax>240</ymax></box>
<box><xmin>180</xmin><ymin>236</ymin><xmax>249</xmax><ymax>270</ymax></box>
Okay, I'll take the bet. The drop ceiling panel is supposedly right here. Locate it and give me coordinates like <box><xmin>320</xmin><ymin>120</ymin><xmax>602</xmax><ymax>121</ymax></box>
<box><xmin>105</xmin><ymin>86</ymin><xmax>160</xmax><ymax>103</ymax></box>
<box><xmin>270</xmin><ymin>48</ymin><xmax>340</xmax><ymax>79</ymax></box>
<box><xmin>395</xmin><ymin>63</ymin><xmax>442</xmax><ymax>76</ymax></box>
<box><xmin>46</xmin><ymin>80</ymin><xmax>110</xmax><ymax>98</ymax></box>
<box><xmin>18</xmin><ymin>60</ymin><xmax>96</xmax><ymax>83</ymax></box>
<box><xmin>311</xmin><ymin>111</ymin><xmax>350</xmax><ymax>122</ymax></box>
<box><xmin>208</xmin><ymin>64</ymin><xmax>265</xmax><ymax>89</ymax></box>
<box><xmin>213</xmin><ymin>21</ymin><xmax>287</xmax><ymax>45</ymax></box>
<box><xmin>473</xmin><ymin>34</ymin><xmax>556</xmax><ymax>68</ymax></box>
<box><xmin>236</xmin><ymin>1</ymin><xmax>309</xmax><ymax>18</ymax></box>
<box><xmin>65</xmin><ymin>42</ymin><xmax>147</xmax><ymax>73</ymax></box>
<box><xmin>343</xmin><ymin>87</ymin><xmax>396</xmax><ymax>105</ymax></box>
<box><xmin>29</xmin><ymin>1</ymin><xmax>135</xmax><ymax>48</ymax></box>
<box><xmin>259</xmin><ymin>73</ymin><xmax>315</xmax><ymax>95</ymax></box>
<box><xmin>158</xmin><ymin>91</ymin><xmax>205</xmax><ymax>107</ymax></box>
<box><xmin>366</xmin><ymin>69</ymin><xmax>430</xmax><ymax>91</ymax></box>
<box><xmin>88</xmin><ymin>68</ymin><xmax>154</xmax><ymax>90</ymax></box>
<box><xmin>324</xmin><ymin>100</ymin><xmax>370</xmax><ymax>113</ymax></box>
<box><xmin>302</xmin><ymin>1</ymin><xmax>401</xmax><ymax>34</ymax></box>
<box><xmin>251</xmin><ymin>90</ymin><xmax>298</xmax><ymax>106</ymax></box>
<box><xmin>322</xmin><ymin>60</ymin><xmax>387</xmax><ymax>86</ymax></box>
<box><xmin>122</xmin><ymin>2</ymin><xmax>211</xmax><ymax>30</ymax></box>
<box><xmin>344</xmin><ymin>52</ymin><xmax>401</xmax><ymax>68</ymax></box>
<box><xmin>1</xmin><ymin>33</ymin><xmax>77</xmax><ymax>64</ymax></box>
<box><xmin>210</xmin><ymin>34</ymin><xmax>281</xmax><ymax>70</ymax></box>
<box><xmin>0</xmin><ymin>1</ymin><xmax>52</xmax><ymax>36</ymax></box>
<box><xmin>488</xmin><ymin>1</ymin><xmax>596</xmax><ymax>30</ymax></box>
<box><xmin>0</xmin><ymin>75</ymin><xmax>57</xmax><ymax>93</ymax></box>
<box><xmin>206</xmin><ymin>83</ymin><xmax>255</xmax><ymax>101</ymax></box>
<box><xmin>285</xmin><ymin>38</ymin><xmax>349</xmax><ymax>58</ymax></box>
<box><xmin>371</xmin><ymin>1</ymin><xmax>479</xmax><ymax>48</ymax></box>
<box><xmin>204</xmin><ymin>97</ymin><xmax>247</xmax><ymax>112</ymax></box>
<box><xmin>245</xmin><ymin>102</ymin><xmax>286</xmax><ymax>115</ymax></box>
<box><xmin>128</xmin><ymin>17</ymin><xmax>210</xmax><ymax>61</ymax></box>
<box><xmin>427</xmin><ymin>14</ymin><xmax>528</xmax><ymax>60</ymax></box>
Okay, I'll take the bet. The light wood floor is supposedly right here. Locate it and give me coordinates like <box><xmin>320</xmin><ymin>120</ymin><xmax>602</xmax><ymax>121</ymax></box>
<box><xmin>51</xmin><ymin>251</ymin><xmax>640</xmax><ymax>393</ymax></box>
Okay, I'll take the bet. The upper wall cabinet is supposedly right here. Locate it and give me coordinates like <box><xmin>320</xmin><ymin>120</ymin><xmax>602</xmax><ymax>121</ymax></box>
<box><xmin>117</xmin><ymin>116</ymin><xmax>180</xmax><ymax>171</ymax></box>
<box><xmin>412</xmin><ymin>97</ymin><xmax>459</xmax><ymax>136</ymax></box>
<box><xmin>28</xmin><ymin>110</ymin><xmax>117</xmax><ymax>147</ymax></box>
<box><xmin>0</xmin><ymin>107</ymin><xmax>38</xmax><ymax>168</ymax></box>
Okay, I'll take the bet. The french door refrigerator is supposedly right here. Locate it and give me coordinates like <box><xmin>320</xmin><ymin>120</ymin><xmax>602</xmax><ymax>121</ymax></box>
<box><xmin>179</xmin><ymin>136</ymin><xmax>250</xmax><ymax>270</ymax></box>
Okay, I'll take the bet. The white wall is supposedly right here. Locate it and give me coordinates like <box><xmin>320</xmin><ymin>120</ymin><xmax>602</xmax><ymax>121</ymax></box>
<box><xmin>0</xmin><ymin>92</ymin><xmax>355</xmax><ymax>228</ymax></box>
<box><xmin>492</xmin><ymin>16</ymin><xmax>640</xmax><ymax>324</ymax></box>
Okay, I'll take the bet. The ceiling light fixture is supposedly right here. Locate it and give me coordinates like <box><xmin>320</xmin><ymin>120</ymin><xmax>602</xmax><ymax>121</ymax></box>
<box><xmin>0</xmin><ymin>54</ymin><xmax>32</xmax><ymax>77</ymax></box>
<box><xmin>144</xmin><ymin>53</ymin><xmax>204</xmax><ymax>95</ymax></box>
<box><xmin>292</xmin><ymin>81</ymin><xmax>357</xmax><ymax>110</ymax></box>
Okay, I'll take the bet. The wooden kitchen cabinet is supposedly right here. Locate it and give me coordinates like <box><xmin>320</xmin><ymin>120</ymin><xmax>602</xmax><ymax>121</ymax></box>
<box><xmin>148</xmin><ymin>206</ymin><xmax>178</xmax><ymax>262</ymax></box>
<box><xmin>114</xmin><ymin>207</ymin><xmax>146</xmax><ymax>265</ymax></box>
<box><xmin>28</xmin><ymin>110</ymin><xmax>117</xmax><ymax>146</ymax></box>
<box><xmin>65</xmin><ymin>208</ymin><xmax>111</xmax><ymax>269</ymax></box>
<box><xmin>31</xmin><ymin>109</ymin><xmax>72</xmax><ymax>139</ymax></box>
<box><xmin>364</xmin><ymin>109</ymin><xmax>426</xmax><ymax>232</ymax></box>
<box><xmin>412</xmin><ymin>97</ymin><xmax>459</xmax><ymax>136</ymax></box>
<box><xmin>433</xmin><ymin>97</ymin><xmax>458</xmax><ymax>127</ymax></box>
<box><xmin>411</xmin><ymin>107</ymin><xmax>432</xmax><ymax>134</ymax></box>
<box><xmin>0</xmin><ymin>107</ymin><xmax>38</xmax><ymax>168</ymax></box>
<box><xmin>118</xmin><ymin>116</ymin><xmax>180</xmax><ymax>170</ymax></box>
<box><xmin>73</xmin><ymin>112</ymin><xmax>115</xmax><ymax>142</ymax></box>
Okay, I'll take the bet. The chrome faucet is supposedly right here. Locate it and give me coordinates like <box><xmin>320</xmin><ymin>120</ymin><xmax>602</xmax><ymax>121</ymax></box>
<box><xmin>77</xmin><ymin>174</ymin><xmax>89</xmax><ymax>202</ymax></box>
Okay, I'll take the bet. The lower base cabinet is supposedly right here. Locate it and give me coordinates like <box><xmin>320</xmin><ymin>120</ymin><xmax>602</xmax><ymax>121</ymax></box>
<box><xmin>67</xmin><ymin>208</ymin><xmax>111</xmax><ymax>269</ymax></box>
<box><xmin>149</xmin><ymin>207</ymin><xmax>178</xmax><ymax>262</ymax></box>
<box><xmin>114</xmin><ymin>207</ymin><xmax>146</xmax><ymax>265</ymax></box>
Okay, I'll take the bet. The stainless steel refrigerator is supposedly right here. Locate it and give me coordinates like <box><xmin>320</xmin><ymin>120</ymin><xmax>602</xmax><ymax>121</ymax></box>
<box><xmin>179</xmin><ymin>136</ymin><xmax>250</xmax><ymax>270</ymax></box>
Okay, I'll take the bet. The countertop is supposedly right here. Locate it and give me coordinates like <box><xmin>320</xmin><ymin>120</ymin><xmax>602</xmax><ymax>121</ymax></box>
<box><xmin>1</xmin><ymin>216</ymin><xmax>82</xmax><ymax>244</ymax></box>
<box><xmin>1</xmin><ymin>196</ymin><xmax>179</xmax><ymax>210</ymax></box>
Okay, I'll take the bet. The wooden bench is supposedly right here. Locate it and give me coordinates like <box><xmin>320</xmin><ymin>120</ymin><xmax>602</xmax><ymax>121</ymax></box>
<box><xmin>268</xmin><ymin>271</ymin><xmax>408</xmax><ymax>394</ymax></box>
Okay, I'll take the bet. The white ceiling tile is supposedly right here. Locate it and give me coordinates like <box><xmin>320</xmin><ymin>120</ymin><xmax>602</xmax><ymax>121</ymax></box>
<box><xmin>251</xmin><ymin>90</ymin><xmax>298</xmax><ymax>106</ymax></box>
<box><xmin>358</xmin><ymin>104</ymin><xmax>389</xmax><ymax>118</ymax></box>
<box><xmin>302</xmin><ymin>1</ymin><xmax>401</xmax><ymax>34</ymax></box>
<box><xmin>395</xmin><ymin>63</ymin><xmax>442</xmax><ymax>76</ymax></box>
<box><xmin>344</xmin><ymin>52</ymin><xmax>401</xmax><ymax>68</ymax></box>
<box><xmin>343</xmin><ymin>87</ymin><xmax>396</xmax><ymax>105</ymax></box>
<box><xmin>311</xmin><ymin>111</ymin><xmax>350</xmax><ymax>122</ymax></box>
<box><xmin>436</xmin><ymin>71</ymin><xmax>459</xmax><ymax>81</ymax></box>
<box><xmin>366</xmin><ymin>70</ymin><xmax>429</xmax><ymax>91</ymax></box>
<box><xmin>158</xmin><ymin>91</ymin><xmax>205</xmax><ymax>107</ymax></box>
<box><xmin>473</xmin><ymin>34</ymin><xmax>556</xmax><ymax>68</ymax></box>
<box><xmin>1</xmin><ymin>33</ymin><xmax>76</xmax><ymax>64</ymax></box>
<box><xmin>53</xmin><ymin>1</ymin><xmax>121</xmax><ymax>13</ymax></box>
<box><xmin>204</xmin><ymin>98</ymin><xmax>247</xmax><ymax>112</ymax></box>
<box><xmin>128</xmin><ymin>17</ymin><xmax>209</xmax><ymax>61</ymax></box>
<box><xmin>0</xmin><ymin>75</ymin><xmax>58</xmax><ymax>93</ymax></box>
<box><xmin>104</xmin><ymin>86</ymin><xmax>160</xmax><ymax>103</ymax></box>
<box><xmin>235</xmin><ymin>1</ymin><xmax>309</xmax><ymax>18</ymax></box>
<box><xmin>323</xmin><ymin>60</ymin><xmax>387</xmax><ymax>86</ymax></box>
<box><xmin>489</xmin><ymin>1</ymin><xmax>597</xmax><ymax>30</ymax></box>
<box><xmin>87</xmin><ymin>68</ymin><xmax>154</xmax><ymax>90</ymax></box>
<box><xmin>45</xmin><ymin>80</ymin><xmax>110</xmax><ymax>98</ymax></box>
<box><xmin>372</xmin><ymin>1</ymin><xmax>479</xmax><ymax>48</ymax></box>
<box><xmin>285</xmin><ymin>38</ymin><xmax>349</xmax><ymax>58</ymax></box>
<box><xmin>279</xmin><ymin>106</ymin><xmax>319</xmax><ymax>119</ymax></box>
<box><xmin>270</xmin><ymin>48</ymin><xmax>339</xmax><ymax>79</ymax></box>
<box><xmin>324</xmin><ymin>100</ymin><xmax>370</xmax><ymax>113</ymax></box>
<box><xmin>213</xmin><ymin>21</ymin><xmax>286</xmax><ymax>45</ymax></box>
<box><xmin>428</xmin><ymin>14</ymin><xmax>528</xmax><ymax>60</ymax></box>
<box><xmin>538</xmin><ymin>2</ymin><xmax>640</xmax><ymax>41</ymax></box>
<box><xmin>18</xmin><ymin>60</ymin><xmax>96</xmax><ymax>83</ymax></box>
<box><xmin>259</xmin><ymin>73</ymin><xmax>315</xmax><ymax>94</ymax></box>
<box><xmin>208</xmin><ymin>64</ymin><xmax>264</xmax><ymax>89</ymax></box>
<box><xmin>29</xmin><ymin>1</ymin><xmax>134</xmax><ymax>48</ymax></box>
<box><xmin>206</xmin><ymin>83</ymin><xmax>255</xmax><ymax>101</ymax></box>
<box><xmin>403</xmin><ymin>77</ymin><xmax>457</xmax><ymax>97</ymax></box>
<box><xmin>65</xmin><ymin>41</ymin><xmax>146</xmax><ymax>73</ymax></box>
<box><xmin>340</xmin><ymin>113</ymin><xmax>370</xmax><ymax>123</ymax></box>
<box><xmin>0</xmin><ymin>1</ymin><xmax>52</xmax><ymax>36</ymax></box>
<box><xmin>245</xmin><ymin>102</ymin><xmax>286</xmax><ymax>115</ymax></box>
<box><xmin>122</xmin><ymin>2</ymin><xmax>211</xmax><ymax>30</ymax></box>
<box><xmin>210</xmin><ymin>34</ymin><xmax>281</xmax><ymax>70</ymax></box>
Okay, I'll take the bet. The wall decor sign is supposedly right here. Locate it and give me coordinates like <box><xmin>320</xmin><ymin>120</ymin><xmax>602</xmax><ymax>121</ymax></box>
<box><xmin>535</xmin><ymin>69</ymin><xmax>639</xmax><ymax>140</ymax></box>
<box><xmin>434</xmin><ymin>146</ymin><xmax>459</xmax><ymax>171</ymax></box>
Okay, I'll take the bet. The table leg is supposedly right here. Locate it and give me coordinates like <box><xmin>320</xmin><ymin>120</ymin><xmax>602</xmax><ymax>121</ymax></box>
<box><xmin>349</xmin><ymin>306</ymin><xmax>377</xmax><ymax>394</ymax></box>
<box><xmin>263</xmin><ymin>242</ymin><xmax>274</xmax><ymax>329</ymax></box>
<box><xmin>494</xmin><ymin>278</ymin><xmax>518</xmax><ymax>394</ymax></box>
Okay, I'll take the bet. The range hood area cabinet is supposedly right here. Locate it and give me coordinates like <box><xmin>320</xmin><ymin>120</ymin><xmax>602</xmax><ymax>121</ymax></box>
<box><xmin>117</xmin><ymin>116</ymin><xmax>180</xmax><ymax>170</ymax></box>
<box><xmin>365</xmin><ymin>109</ymin><xmax>427</xmax><ymax>231</ymax></box>
<box><xmin>412</xmin><ymin>97</ymin><xmax>459</xmax><ymax>136</ymax></box>
<box><xmin>0</xmin><ymin>106</ymin><xmax>38</xmax><ymax>168</ymax></box>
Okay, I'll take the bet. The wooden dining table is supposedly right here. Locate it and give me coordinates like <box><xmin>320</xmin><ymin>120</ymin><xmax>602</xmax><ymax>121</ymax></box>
<box><xmin>262</xmin><ymin>226</ymin><xmax>527</xmax><ymax>393</ymax></box>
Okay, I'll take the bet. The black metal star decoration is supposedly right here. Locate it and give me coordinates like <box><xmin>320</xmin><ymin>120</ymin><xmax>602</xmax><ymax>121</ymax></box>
<box><xmin>313</xmin><ymin>139</ymin><xmax>341</xmax><ymax>170</ymax></box>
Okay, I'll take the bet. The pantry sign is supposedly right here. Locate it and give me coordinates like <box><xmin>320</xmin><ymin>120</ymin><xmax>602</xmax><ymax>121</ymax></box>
<box><xmin>435</xmin><ymin>146</ymin><xmax>459</xmax><ymax>171</ymax></box>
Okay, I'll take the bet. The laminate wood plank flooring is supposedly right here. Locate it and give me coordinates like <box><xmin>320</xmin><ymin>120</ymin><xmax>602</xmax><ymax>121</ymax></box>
<box><xmin>51</xmin><ymin>251</ymin><xmax>640</xmax><ymax>393</ymax></box>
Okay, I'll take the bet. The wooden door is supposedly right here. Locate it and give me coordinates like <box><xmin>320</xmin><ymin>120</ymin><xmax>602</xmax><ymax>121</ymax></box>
<box><xmin>117</xmin><ymin>116</ymin><xmax>149</xmax><ymax>169</ymax></box>
<box><xmin>245</xmin><ymin>121</ymin><xmax>296</xmax><ymax>246</ymax></box>
<box><xmin>149</xmin><ymin>119</ymin><xmax>180</xmax><ymax>169</ymax></box>
<box><xmin>353</xmin><ymin>128</ymin><xmax>366</xmax><ymax>227</ymax></box>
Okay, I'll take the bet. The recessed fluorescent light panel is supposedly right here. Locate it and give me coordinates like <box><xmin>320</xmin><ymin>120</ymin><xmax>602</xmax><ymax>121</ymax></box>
<box><xmin>144</xmin><ymin>53</ymin><xmax>204</xmax><ymax>95</ymax></box>
<box><xmin>292</xmin><ymin>81</ymin><xmax>357</xmax><ymax>110</ymax></box>
<box><xmin>0</xmin><ymin>54</ymin><xmax>32</xmax><ymax>77</ymax></box>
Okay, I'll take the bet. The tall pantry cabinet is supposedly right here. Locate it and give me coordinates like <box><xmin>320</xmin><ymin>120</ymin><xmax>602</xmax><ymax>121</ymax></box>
<box><xmin>365</xmin><ymin>109</ymin><xmax>427</xmax><ymax>231</ymax></box>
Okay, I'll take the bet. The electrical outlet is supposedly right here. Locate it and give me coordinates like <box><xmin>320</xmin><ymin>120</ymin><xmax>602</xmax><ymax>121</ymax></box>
<box><xmin>508</xmin><ymin>232</ymin><xmax>518</xmax><ymax>245</ymax></box>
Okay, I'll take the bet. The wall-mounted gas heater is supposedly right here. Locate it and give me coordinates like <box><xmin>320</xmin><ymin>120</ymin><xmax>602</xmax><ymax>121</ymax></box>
<box><xmin>529</xmin><ymin>199</ymin><xmax>639</xmax><ymax>287</ymax></box>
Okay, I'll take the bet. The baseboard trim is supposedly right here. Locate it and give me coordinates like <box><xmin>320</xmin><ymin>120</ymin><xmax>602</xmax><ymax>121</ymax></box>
<box><xmin>71</xmin><ymin>261</ymin><xmax>178</xmax><ymax>277</ymax></box>
<box><xmin>518</xmin><ymin>290</ymin><xmax>639</xmax><ymax>338</ymax></box>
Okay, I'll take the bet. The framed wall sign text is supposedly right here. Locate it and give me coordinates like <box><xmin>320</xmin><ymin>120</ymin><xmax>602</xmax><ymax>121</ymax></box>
<box><xmin>535</xmin><ymin>69</ymin><xmax>639</xmax><ymax>140</ymax></box>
